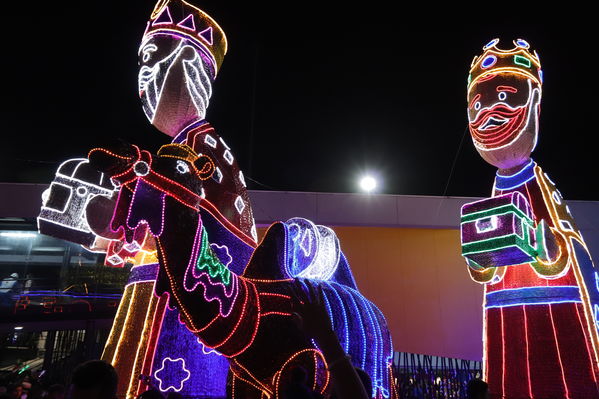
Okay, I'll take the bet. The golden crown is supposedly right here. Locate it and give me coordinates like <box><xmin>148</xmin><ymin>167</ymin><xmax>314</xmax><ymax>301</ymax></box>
<box><xmin>143</xmin><ymin>0</ymin><xmax>228</xmax><ymax>77</ymax></box>
<box><xmin>468</xmin><ymin>39</ymin><xmax>542</xmax><ymax>92</ymax></box>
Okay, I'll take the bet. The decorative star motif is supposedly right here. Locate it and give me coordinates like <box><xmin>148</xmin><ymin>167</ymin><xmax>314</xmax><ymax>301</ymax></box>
<box><xmin>210</xmin><ymin>243</ymin><xmax>233</xmax><ymax>267</ymax></box>
<box><xmin>154</xmin><ymin>357</ymin><xmax>191</xmax><ymax>392</ymax></box>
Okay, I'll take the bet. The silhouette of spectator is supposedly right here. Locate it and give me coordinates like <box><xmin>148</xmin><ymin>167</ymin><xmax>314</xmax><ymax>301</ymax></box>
<box><xmin>355</xmin><ymin>369</ymin><xmax>372</xmax><ymax>397</ymax></box>
<box><xmin>69</xmin><ymin>360</ymin><xmax>118</xmax><ymax>399</ymax></box>
<box><xmin>467</xmin><ymin>378</ymin><xmax>489</xmax><ymax>399</ymax></box>
<box><xmin>47</xmin><ymin>384</ymin><xmax>65</xmax><ymax>399</ymax></box>
<box><xmin>281</xmin><ymin>364</ymin><xmax>322</xmax><ymax>399</ymax></box>
<box><xmin>165</xmin><ymin>392</ymin><xmax>183</xmax><ymax>399</ymax></box>
<box><xmin>292</xmin><ymin>279</ymin><xmax>369</xmax><ymax>399</ymax></box>
<box><xmin>137</xmin><ymin>389</ymin><xmax>163</xmax><ymax>399</ymax></box>
<box><xmin>6</xmin><ymin>384</ymin><xmax>22</xmax><ymax>399</ymax></box>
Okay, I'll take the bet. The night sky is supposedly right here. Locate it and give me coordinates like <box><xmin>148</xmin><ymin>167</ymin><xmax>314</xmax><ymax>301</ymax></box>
<box><xmin>2</xmin><ymin>3</ymin><xmax>596</xmax><ymax>200</ymax></box>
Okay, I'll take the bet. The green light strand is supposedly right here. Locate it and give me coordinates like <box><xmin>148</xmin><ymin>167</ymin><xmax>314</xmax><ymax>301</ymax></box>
<box><xmin>514</xmin><ymin>55</ymin><xmax>531</xmax><ymax>68</ymax></box>
<box><xmin>461</xmin><ymin>204</ymin><xmax>532</xmax><ymax>225</ymax></box>
<box><xmin>196</xmin><ymin>229</ymin><xmax>231</xmax><ymax>286</ymax></box>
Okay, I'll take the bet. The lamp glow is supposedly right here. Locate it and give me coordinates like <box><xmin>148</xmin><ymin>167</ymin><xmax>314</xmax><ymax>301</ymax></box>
<box><xmin>359</xmin><ymin>176</ymin><xmax>377</xmax><ymax>193</ymax></box>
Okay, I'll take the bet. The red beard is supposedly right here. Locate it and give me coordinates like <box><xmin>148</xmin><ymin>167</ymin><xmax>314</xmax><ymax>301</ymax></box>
<box><xmin>469</xmin><ymin>104</ymin><xmax>528</xmax><ymax>149</ymax></box>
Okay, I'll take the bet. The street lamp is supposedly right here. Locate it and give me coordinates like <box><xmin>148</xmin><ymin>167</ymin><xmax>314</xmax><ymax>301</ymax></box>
<box><xmin>359</xmin><ymin>176</ymin><xmax>377</xmax><ymax>193</ymax></box>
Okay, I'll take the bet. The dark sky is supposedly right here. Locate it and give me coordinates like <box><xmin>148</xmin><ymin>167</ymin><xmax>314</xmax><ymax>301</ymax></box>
<box><xmin>2</xmin><ymin>2</ymin><xmax>596</xmax><ymax>200</ymax></box>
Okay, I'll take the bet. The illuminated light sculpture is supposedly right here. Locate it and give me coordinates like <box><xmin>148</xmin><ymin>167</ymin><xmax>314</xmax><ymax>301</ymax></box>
<box><xmin>103</xmin><ymin>2</ymin><xmax>256</xmax><ymax>396</ymax></box>
<box><xmin>87</xmin><ymin>142</ymin><xmax>397</xmax><ymax>399</ymax></box>
<box><xmin>38</xmin><ymin>1</ymin><xmax>251</xmax><ymax>397</ymax></box>
<box><xmin>138</xmin><ymin>0</ymin><xmax>227</xmax><ymax>137</ymax></box>
<box><xmin>154</xmin><ymin>357</ymin><xmax>191</xmax><ymax>392</ymax></box>
<box><xmin>38</xmin><ymin>158</ymin><xmax>115</xmax><ymax>247</ymax></box>
<box><xmin>37</xmin><ymin>1</ymin><xmax>396</xmax><ymax>397</ymax></box>
<box><xmin>461</xmin><ymin>39</ymin><xmax>599</xmax><ymax>398</ymax></box>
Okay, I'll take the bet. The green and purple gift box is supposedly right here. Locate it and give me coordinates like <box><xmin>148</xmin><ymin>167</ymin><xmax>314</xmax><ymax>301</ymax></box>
<box><xmin>461</xmin><ymin>192</ymin><xmax>544</xmax><ymax>269</ymax></box>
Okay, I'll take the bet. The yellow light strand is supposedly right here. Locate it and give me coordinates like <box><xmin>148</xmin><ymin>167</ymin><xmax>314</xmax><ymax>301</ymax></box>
<box><xmin>126</xmin><ymin>283</ymin><xmax>159</xmax><ymax>399</ymax></box>
<box><xmin>534</xmin><ymin>166</ymin><xmax>599</xmax><ymax>368</ymax></box>
<box><xmin>102</xmin><ymin>284</ymin><xmax>134</xmax><ymax>361</ymax></box>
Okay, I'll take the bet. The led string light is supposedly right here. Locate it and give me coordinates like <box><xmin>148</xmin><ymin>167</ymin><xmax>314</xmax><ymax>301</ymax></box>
<box><xmin>154</xmin><ymin>357</ymin><xmax>191</xmax><ymax>392</ymax></box>
<box><xmin>271</xmin><ymin>349</ymin><xmax>328</xmax><ymax>399</ymax></box>
<box><xmin>38</xmin><ymin>158</ymin><xmax>116</xmax><ymax>244</ymax></box>
<box><xmin>494</xmin><ymin>159</ymin><xmax>536</xmax><ymax>190</ymax></box>
<box><xmin>211</xmin><ymin>282</ymin><xmax>260</xmax><ymax>357</ymax></box>
<box><xmin>533</xmin><ymin>166</ymin><xmax>599</xmax><ymax>368</ymax></box>
<box><xmin>196</xmin><ymin>231</ymin><xmax>232</xmax><ymax>285</ymax></box>
<box><xmin>136</xmin><ymin>294</ymin><xmax>168</xmax><ymax>396</ymax></box>
<box><xmin>126</xmin><ymin>289</ymin><xmax>160</xmax><ymax>397</ymax></box>
<box><xmin>182</xmin><ymin>222</ymin><xmax>240</xmax><ymax>318</ymax></box>
<box><xmin>92</xmin><ymin>135</ymin><xmax>396</xmax><ymax>397</ymax></box>
<box><xmin>575</xmin><ymin>303</ymin><xmax>599</xmax><ymax>385</ymax></box>
<box><xmin>139</xmin><ymin>38</ymin><xmax>213</xmax><ymax>123</ymax></box>
<box><xmin>345</xmin><ymin>287</ymin><xmax>367</xmax><ymax>370</ymax></box>
<box><xmin>548</xmin><ymin>304</ymin><xmax>571</xmax><ymax>397</ymax></box>
<box><xmin>101</xmin><ymin>286</ymin><xmax>134</xmax><ymax>361</ymax></box>
<box><xmin>469</xmin><ymin>79</ymin><xmax>541</xmax><ymax>152</ymax></box>
<box><xmin>111</xmin><ymin>284</ymin><xmax>141</xmax><ymax>365</ymax></box>
<box><xmin>177</xmin><ymin>124</ymin><xmax>258</xmax><ymax>244</ymax></box>
<box><xmin>157</xmin><ymin>218</ymin><xmax>260</xmax><ymax>358</ymax></box>
<box><xmin>39</xmin><ymin>2</ymin><xmax>260</xmax><ymax>397</ymax></box>
<box><xmin>462</xmin><ymin>38</ymin><xmax>599</xmax><ymax>397</ymax></box>
<box><xmin>322</xmin><ymin>281</ymin><xmax>349</xmax><ymax>353</ymax></box>
<box><xmin>144</xmin><ymin>0</ymin><xmax>228</xmax><ymax>73</ymax></box>
<box><xmin>231</xmin><ymin>359</ymin><xmax>274</xmax><ymax>396</ymax></box>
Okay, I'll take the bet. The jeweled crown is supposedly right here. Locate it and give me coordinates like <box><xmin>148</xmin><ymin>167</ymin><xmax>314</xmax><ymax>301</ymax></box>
<box><xmin>468</xmin><ymin>39</ymin><xmax>542</xmax><ymax>92</ymax></box>
<box><xmin>143</xmin><ymin>0</ymin><xmax>227</xmax><ymax>77</ymax></box>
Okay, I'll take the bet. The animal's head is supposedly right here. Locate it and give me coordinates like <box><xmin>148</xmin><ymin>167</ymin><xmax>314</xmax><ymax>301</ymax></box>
<box><xmin>89</xmin><ymin>143</ymin><xmax>215</xmax><ymax>237</ymax></box>
<box><xmin>467</xmin><ymin>39</ymin><xmax>542</xmax><ymax>170</ymax></box>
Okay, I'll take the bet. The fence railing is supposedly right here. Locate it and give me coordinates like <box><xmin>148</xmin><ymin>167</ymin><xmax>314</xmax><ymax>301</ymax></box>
<box><xmin>392</xmin><ymin>352</ymin><xmax>482</xmax><ymax>399</ymax></box>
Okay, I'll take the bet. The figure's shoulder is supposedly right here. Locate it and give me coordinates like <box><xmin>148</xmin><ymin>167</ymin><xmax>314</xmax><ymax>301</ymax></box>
<box><xmin>177</xmin><ymin>121</ymin><xmax>258</xmax><ymax>242</ymax></box>
<box><xmin>532</xmin><ymin>163</ymin><xmax>584</xmax><ymax>239</ymax></box>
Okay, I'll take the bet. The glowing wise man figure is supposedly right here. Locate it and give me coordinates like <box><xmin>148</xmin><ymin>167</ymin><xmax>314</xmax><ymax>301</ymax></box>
<box><xmin>460</xmin><ymin>39</ymin><xmax>599</xmax><ymax>398</ymax></box>
<box><xmin>101</xmin><ymin>1</ymin><xmax>257</xmax><ymax>398</ymax></box>
<box><xmin>38</xmin><ymin>1</ymin><xmax>257</xmax><ymax>397</ymax></box>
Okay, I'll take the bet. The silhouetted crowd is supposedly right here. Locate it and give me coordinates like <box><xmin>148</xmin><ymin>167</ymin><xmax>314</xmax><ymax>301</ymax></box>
<box><xmin>1</xmin><ymin>358</ymin><xmax>489</xmax><ymax>399</ymax></box>
<box><xmin>0</xmin><ymin>282</ymin><xmax>490</xmax><ymax>399</ymax></box>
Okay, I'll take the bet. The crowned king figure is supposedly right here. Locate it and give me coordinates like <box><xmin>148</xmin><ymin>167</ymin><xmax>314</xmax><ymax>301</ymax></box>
<box><xmin>39</xmin><ymin>1</ymin><xmax>257</xmax><ymax>397</ymax></box>
<box><xmin>460</xmin><ymin>39</ymin><xmax>599</xmax><ymax>398</ymax></box>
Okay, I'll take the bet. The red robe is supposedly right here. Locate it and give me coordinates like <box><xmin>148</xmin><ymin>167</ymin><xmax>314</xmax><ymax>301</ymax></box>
<box><xmin>468</xmin><ymin>162</ymin><xmax>599</xmax><ymax>398</ymax></box>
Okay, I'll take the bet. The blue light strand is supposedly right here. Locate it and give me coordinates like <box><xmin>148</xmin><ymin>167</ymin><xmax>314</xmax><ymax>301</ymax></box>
<box><xmin>481</xmin><ymin>55</ymin><xmax>497</xmax><ymax>69</ymax></box>
<box><xmin>485</xmin><ymin>285</ymin><xmax>582</xmax><ymax>308</ymax></box>
<box><xmin>354</xmin><ymin>290</ymin><xmax>379</xmax><ymax>398</ymax></box>
<box><xmin>495</xmin><ymin>159</ymin><xmax>536</xmax><ymax>190</ymax></box>
<box><xmin>298</xmin><ymin>279</ymin><xmax>392</xmax><ymax>397</ymax></box>
<box><xmin>319</xmin><ymin>285</ymin><xmax>335</xmax><ymax>332</ymax></box>
<box><xmin>374</xmin><ymin>307</ymin><xmax>393</xmax><ymax>398</ymax></box>
<box><xmin>324</xmin><ymin>281</ymin><xmax>350</xmax><ymax>353</ymax></box>
<box><xmin>365</xmin><ymin>296</ymin><xmax>385</xmax><ymax>396</ymax></box>
<box><xmin>343</xmin><ymin>285</ymin><xmax>367</xmax><ymax>370</ymax></box>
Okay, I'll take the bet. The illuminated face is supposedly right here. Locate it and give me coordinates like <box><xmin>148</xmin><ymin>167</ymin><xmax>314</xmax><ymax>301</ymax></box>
<box><xmin>467</xmin><ymin>73</ymin><xmax>541</xmax><ymax>169</ymax></box>
<box><xmin>138</xmin><ymin>35</ymin><xmax>214</xmax><ymax>137</ymax></box>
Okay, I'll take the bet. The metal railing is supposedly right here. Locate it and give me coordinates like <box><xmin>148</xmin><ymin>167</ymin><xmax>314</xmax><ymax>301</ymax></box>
<box><xmin>393</xmin><ymin>352</ymin><xmax>482</xmax><ymax>399</ymax></box>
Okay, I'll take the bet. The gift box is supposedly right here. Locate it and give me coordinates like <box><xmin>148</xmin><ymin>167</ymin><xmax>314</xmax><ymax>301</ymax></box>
<box><xmin>38</xmin><ymin>158</ymin><xmax>115</xmax><ymax>246</ymax></box>
<box><xmin>461</xmin><ymin>191</ymin><xmax>538</xmax><ymax>268</ymax></box>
